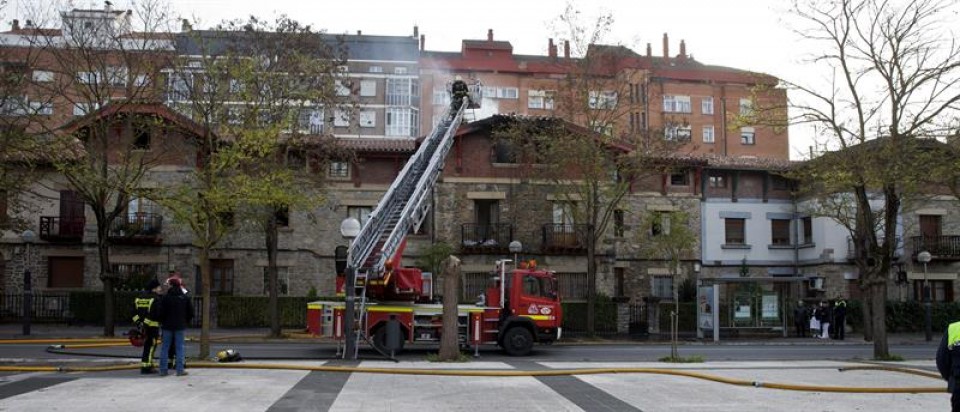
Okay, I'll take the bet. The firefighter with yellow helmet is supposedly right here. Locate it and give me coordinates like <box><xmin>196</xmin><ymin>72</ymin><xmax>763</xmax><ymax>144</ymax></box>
<box><xmin>937</xmin><ymin>321</ymin><xmax>960</xmax><ymax>410</ymax></box>
<box><xmin>133</xmin><ymin>278</ymin><xmax>163</xmax><ymax>374</ymax></box>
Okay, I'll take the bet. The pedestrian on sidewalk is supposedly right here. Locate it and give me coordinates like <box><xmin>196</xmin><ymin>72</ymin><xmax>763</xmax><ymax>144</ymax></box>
<box><xmin>163</xmin><ymin>268</ymin><xmax>188</xmax><ymax>368</ymax></box>
<box><xmin>793</xmin><ymin>300</ymin><xmax>809</xmax><ymax>337</ymax></box>
<box><xmin>816</xmin><ymin>301</ymin><xmax>832</xmax><ymax>339</ymax></box>
<box><xmin>156</xmin><ymin>277</ymin><xmax>193</xmax><ymax>377</ymax></box>
<box><xmin>133</xmin><ymin>279</ymin><xmax>162</xmax><ymax>374</ymax></box>
<box><xmin>833</xmin><ymin>297</ymin><xmax>847</xmax><ymax>340</ymax></box>
<box><xmin>809</xmin><ymin>303</ymin><xmax>821</xmax><ymax>337</ymax></box>
<box><xmin>936</xmin><ymin>321</ymin><xmax>960</xmax><ymax>411</ymax></box>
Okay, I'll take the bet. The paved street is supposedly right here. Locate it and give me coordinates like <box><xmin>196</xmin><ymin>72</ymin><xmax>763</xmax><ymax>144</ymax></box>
<box><xmin>0</xmin><ymin>360</ymin><xmax>949</xmax><ymax>411</ymax></box>
<box><xmin>0</xmin><ymin>327</ymin><xmax>950</xmax><ymax>411</ymax></box>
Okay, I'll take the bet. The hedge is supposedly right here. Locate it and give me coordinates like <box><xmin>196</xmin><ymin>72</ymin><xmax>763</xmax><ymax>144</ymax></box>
<box><xmin>216</xmin><ymin>296</ymin><xmax>312</xmax><ymax>328</ymax></box>
<box><xmin>658</xmin><ymin>302</ymin><xmax>697</xmax><ymax>332</ymax></box>
<box><xmin>562</xmin><ymin>297</ymin><xmax>618</xmax><ymax>334</ymax></box>
<box><xmin>69</xmin><ymin>291</ymin><xmax>141</xmax><ymax>325</ymax></box>
<box><xmin>845</xmin><ymin>300</ymin><xmax>960</xmax><ymax>333</ymax></box>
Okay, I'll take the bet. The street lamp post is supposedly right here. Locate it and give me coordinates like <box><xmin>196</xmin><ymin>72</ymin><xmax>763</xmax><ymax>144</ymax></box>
<box><xmin>21</xmin><ymin>230</ymin><xmax>36</xmax><ymax>336</ymax></box>
<box><xmin>917</xmin><ymin>250</ymin><xmax>932</xmax><ymax>342</ymax></box>
<box><xmin>509</xmin><ymin>240</ymin><xmax>522</xmax><ymax>269</ymax></box>
<box><xmin>340</xmin><ymin>217</ymin><xmax>361</xmax><ymax>360</ymax></box>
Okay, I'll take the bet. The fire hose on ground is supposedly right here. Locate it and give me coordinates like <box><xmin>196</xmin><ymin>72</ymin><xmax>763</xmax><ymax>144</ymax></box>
<box><xmin>0</xmin><ymin>337</ymin><xmax>948</xmax><ymax>394</ymax></box>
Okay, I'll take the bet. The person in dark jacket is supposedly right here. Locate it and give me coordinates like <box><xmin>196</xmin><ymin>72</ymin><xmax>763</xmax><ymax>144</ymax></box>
<box><xmin>936</xmin><ymin>321</ymin><xmax>960</xmax><ymax>411</ymax></box>
<box><xmin>450</xmin><ymin>75</ymin><xmax>470</xmax><ymax>113</ymax></box>
<box><xmin>833</xmin><ymin>298</ymin><xmax>847</xmax><ymax>340</ymax></box>
<box><xmin>155</xmin><ymin>278</ymin><xmax>193</xmax><ymax>376</ymax></box>
<box><xmin>793</xmin><ymin>301</ymin><xmax>809</xmax><ymax>337</ymax></box>
<box><xmin>133</xmin><ymin>279</ymin><xmax>162</xmax><ymax>374</ymax></box>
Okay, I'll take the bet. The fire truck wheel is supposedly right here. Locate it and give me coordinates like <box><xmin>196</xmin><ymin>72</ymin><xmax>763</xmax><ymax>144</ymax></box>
<box><xmin>502</xmin><ymin>327</ymin><xmax>533</xmax><ymax>356</ymax></box>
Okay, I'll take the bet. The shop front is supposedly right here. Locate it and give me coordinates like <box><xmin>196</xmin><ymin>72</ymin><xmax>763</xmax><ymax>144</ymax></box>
<box><xmin>697</xmin><ymin>276</ymin><xmax>806</xmax><ymax>341</ymax></box>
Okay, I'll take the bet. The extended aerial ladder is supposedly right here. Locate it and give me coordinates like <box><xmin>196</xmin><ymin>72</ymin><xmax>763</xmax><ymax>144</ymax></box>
<box><xmin>342</xmin><ymin>88</ymin><xmax>478</xmax><ymax>357</ymax></box>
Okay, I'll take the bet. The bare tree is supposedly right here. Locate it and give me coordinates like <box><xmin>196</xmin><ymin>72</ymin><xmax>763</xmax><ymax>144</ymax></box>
<box><xmin>785</xmin><ymin>0</ymin><xmax>960</xmax><ymax>358</ymax></box>
<box><xmin>20</xmin><ymin>0</ymin><xmax>176</xmax><ymax>336</ymax></box>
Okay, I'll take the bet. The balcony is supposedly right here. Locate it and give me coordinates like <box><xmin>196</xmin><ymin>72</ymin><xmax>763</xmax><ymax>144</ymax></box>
<box><xmin>39</xmin><ymin>216</ymin><xmax>85</xmax><ymax>242</ymax></box>
<box><xmin>109</xmin><ymin>212</ymin><xmax>163</xmax><ymax>244</ymax></box>
<box><xmin>541</xmin><ymin>224</ymin><xmax>590</xmax><ymax>254</ymax></box>
<box><xmin>911</xmin><ymin>236</ymin><xmax>960</xmax><ymax>260</ymax></box>
<box><xmin>460</xmin><ymin>223</ymin><xmax>513</xmax><ymax>254</ymax></box>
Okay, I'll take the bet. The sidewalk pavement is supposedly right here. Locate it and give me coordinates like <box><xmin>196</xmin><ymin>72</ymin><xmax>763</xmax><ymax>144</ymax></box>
<box><xmin>0</xmin><ymin>324</ymin><xmax>942</xmax><ymax>345</ymax></box>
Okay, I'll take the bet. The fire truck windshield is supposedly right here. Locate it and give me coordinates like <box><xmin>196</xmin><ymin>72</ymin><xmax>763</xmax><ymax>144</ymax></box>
<box><xmin>522</xmin><ymin>274</ymin><xmax>558</xmax><ymax>300</ymax></box>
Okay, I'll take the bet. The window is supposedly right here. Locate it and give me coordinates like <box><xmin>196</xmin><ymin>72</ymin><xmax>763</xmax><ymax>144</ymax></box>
<box><xmin>589</xmin><ymin>90</ymin><xmax>617</xmax><ymax>109</ymax></box>
<box><xmin>771</xmin><ymin>176</ymin><xmax>791</xmax><ymax>191</ymax></box>
<box><xmin>217</xmin><ymin>210</ymin><xmax>235</xmax><ymax>227</ymax></box>
<box><xmin>553</xmin><ymin>202</ymin><xmax>575</xmax><ymax>227</ymax></box>
<box><xmin>286</xmin><ymin>151</ymin><xmax>306</xmax><ymax>170</ymax></box>
<box><xmin>670</xmin><ymin>172</ymin><xmax>689</xmax><ymax>186</ymax></box>
<box><xmin>394</xmin><ymin>67</ymin><xmax>408</xmax><ymax>74</ymax></box>
<box><xmin>702</xmin><ymin>125</ymin><xmax>715</xmax><ymax>143</ymax></box>
<box><xmin>522</xmin><ymin>275</ymin><xmax>556</xmax><ymax>298</ymax></box>
<box><xmin>336</xmin><ymin>65</ymin><xmax>349</xmax><ymax>73</ymax></box>
<box><xmin>496</xmin><ymin>87</ymin><xmax>518</xmax><ymax>99</ymax></box>
<box><xmin>29</xmin><ymin>101</ymin><xmax>53</xmax><ymax>116</ymax></box>
<box><xmin>335</xmin><ymin>80</ymin><xmax>351</xmax><ymax>96</ymax></box>
<box><xmin>133</xmin><ymin>126</ymin><xmax>150</xmax><ymax>150</ymax></box>
<box><xmin>614</xmin><ymin>267</ymin><xmax>625</xmax><ymax>298</ymax></box>
<box><xmin>329</xmin><ymin>161</ymin><xmax>350</xmax><ymax>179</ymax></box>
<box><xmin>802</xmin><ymin>217</ymin><xmax>813</xmax><ymax>244</ymax></box>
<box><xmin>665</xmin><ymin>124</ymin><xmax>692</xmax><ymax>141</ymax></box>
<box><xmin>73</xmin><ymin>102</ymin><xmax>99</xmax><ymax>116</ymax></box>
<box><xmin>106</xmin><ymin>66</ymin><xmax>127</xmax><ymax>86</ymax></box>
<box><xmin>76</xmin><ymin>71</ymin><xmax>98</xmax><ymax>84</ymax></box>
<box><xmin>333</xmin><ymin>109</ymin><xmax>350</xmax><ymax>127</ymax></box>
<box><xmin>709</xmin><ymin>174</ymin><xmax>727</xmax><ymax>188</ymax></box>
<box><xmin>651</xmin><ymin>212</ymin><xmax>672</xmax><ymax>236</ymax></box>
<box><xmin>771</xmin><ymin>219</ymin><xmax>791</xmax><ymax>245</ymax></box>
<box><xmin>262</xmin><ymin>267</ymin><xmax>290</xmax><ymax>295</ymax></box>
<box><xmin>347</xmin><ymin>206</ymin><xmax>372</xmax><ymax>226</ymax></box>
<box><xmin>228</xmin><ymin>79</ymin><xmax>244</xmax><ymax>94</ymax></box>
<box><xmin>359</xmin><ymin>80</ymin><xmax>377</xmax><ymax>97</ymax></box>
<box><xmin>432</xmin><ymin>87</ymin><xmax>450</xmax><ymax>105</ymax></box>
<box><xmin>358</xmin><ymin>110</ymin><xmax>376</xmax><ymax>128</ymax></box>
<box><xmin>528</xmin><ymin>90</ymin><xmax>554</xmax><ymax>110</ymax></box>
<box><xmin>298</xmin><ymin>108</ymin><xmax>323</xmax><ymax>134</ymax></box>
<box><xmin>663</xmin><ymin>95</ymin><xmax>691</xmax><ymax>113</ymax></box>
<box><xmin>133</xmin><ymin>74</ymin><xmax>149</xmax><ymax>87</ymax></box>
<box><xmin>614</xmin><ymin>209</ymin><xmax>625</xmax><ymax>237</ymax></box>
<box><xmin>701</xmin><ymin>97</ymin><xmax>714</xmax><ymax>115</ymax></box>
<box><xmin>386</xmin><ymin>78</ymin><xmax>418</xmax><ymax>106</ymax></box>
<box><xmin>590</xmin><ymin>121</ymin><xmax>613</xmax><ymax>136</ymax></box>
<box><xmin>914</xmin><ymin>280</ymin><xmax>954</xmax><ymax>302</ymax></box>
<box><xmin>368</xmin><ymin>66</ymin><xmax>383</xmax><ymax>73</ymax></box>
<box><xmin>652</xmin><ymin>275</ymin><xmax>673</xmax><ymax>299</ymax></box>
<box><xmin>739</xmin><ymin>98</ymin><xmax>753</xmax><ymax>115</ymax></box>
<box><xmin>226</xmin><ymin>107</ymin><xmax>244</xmax><ymax>125</ymax></box>
<box><xmin>32</xmin><ymin>70</ymin><xmax>54</xmax><ymax>83</ymax></box>
<box><xmin>111</xmin><ymin>263</ymin><xmax>163</xmax><ymax>290</ymax></box>
<box><xmin>167</xmin><ymin>73</ymin><xmax>192</xmax><ymax>101</ymax></box>
<box><xmin>210</xmin><ymin>259</ymin><xmax>234</xmax><ymax>294</ymax></box>
<box><xmin>385</xmin><ymin>107</ymin><xmax>418</xmax><ymax>137</ymax></box>
<box><xmin>725</xmin><ymin>218</ymin><xmax>746</xmax><ymax>245</ymax></box>
<box><xmin>741</xmin><ymin>127</ymin><xmax>755</xmax><ymax>145</ymax></box>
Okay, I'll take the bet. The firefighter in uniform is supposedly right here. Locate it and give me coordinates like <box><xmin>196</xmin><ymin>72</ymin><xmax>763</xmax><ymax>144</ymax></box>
<box><xmin>450</xmin><ymin>75</ymin><xmax>470</xmax><ymax>113</ymax></box>
<box><xmin>133</xmin><ymin>279</ymin><xmax>163</xmax><ymax>374</ymax></box>
<box><xmin>937</xmin><ymin>321</ymin><xmax>960</xmax><ymax>411</ymax></box>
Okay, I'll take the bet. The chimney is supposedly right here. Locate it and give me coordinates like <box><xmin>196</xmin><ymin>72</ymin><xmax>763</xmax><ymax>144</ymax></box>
<box><xmin>679</xmin><ymin>40</ymin><xmax>687</xmax><ymax>61</ymax></box>
<box><xmin>563</xmin><ymin>40</ymin><xmax>570</xmax><ymax>58</ymax></box>
<box><xmin>11</xmin><ymin>19</ymin><xmax>18</xmax><ymax>31</ymax></box>
<box><xmin>646</xmin><ymin>43</ymin><xmax>652</xmax><ymax>58</ymax></box>
<box><xmin>25</xmin><ymin>20</ymin><xmax>33</xmax><ymax>28</ymax></box>
<box><xmin>662</xmin><ymin>33</ymin><xmax>670</xmax><ymax>63</ymax></box>
<box><xmin>357</xmin><ymin>30</ymin><xmax>362</xmax><ymax>35</ymax></box>
<box><xmin>487</xmin><ymin>29</ymin><xmax>493</xmax><ymax>41</ymax></box>
<box><xmin>420</xmin><ymin>34</ymin><xmax>425</xmax><ymax>51</ymax></box>
<box><xmin>104</xmin><ymin>0</ymin><xmax>112</xmax><ymax>13</ymax></box>
<box><xmin>413</xmin><ymin>25</ymin><xmax>418</xmax><ymax>38</ymax></box>
<box><xmin>181</xmin><ymin>19</ymin><xmax>191</xmax><ymax>32</ymax></box>
<box><xmin>548</xmin><ymin>38</ymin><xmax>556</xmax><ymax>58</ymax></box>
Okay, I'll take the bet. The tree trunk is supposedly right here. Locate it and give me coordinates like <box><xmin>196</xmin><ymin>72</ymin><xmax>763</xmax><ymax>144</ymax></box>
<box><xmin>98</xmin><ymin>227</ymin><xmax>115</xmax><ymax>337</ymax></box>
<box><xmin>266</xmin><ymin>216</ymin><xmax>280</xmax><ymax>338</ymax></box>
<box><xmin>870</xmin><ymin>281</ymin><xmax>889</xmax><ymax>358</ymax></box>
<box><xmin>586</xmin><ymin>228</ymin><xmax>597</xmax><ymax>336</ymax></box>
<box><xmin>860</xmin><ymin>282</ymin><xmax>874</xmax><ymax>342</ymax></box>
<box><xmin>438</xmin><ymin>256</ymin><xmax>461</xmax><ymax>361</ymax></box>
<box><xmin>199</xmin><ymin>236</ymin><xmax>212</xmax><ymax>358</ymax></box>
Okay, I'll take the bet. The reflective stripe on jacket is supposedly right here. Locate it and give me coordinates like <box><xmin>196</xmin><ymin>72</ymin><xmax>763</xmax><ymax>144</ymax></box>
<box><xmin>133</xmin><ymin>296</ymin><xmax>159</xmax><ymax>327</ymax></box>
<box><xmin>949</xmin><ymin>321</ymin><xmax>960</xmax><ymax>349</ymax></box>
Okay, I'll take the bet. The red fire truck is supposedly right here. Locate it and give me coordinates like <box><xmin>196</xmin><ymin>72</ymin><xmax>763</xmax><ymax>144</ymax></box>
<box><xmin>306</xmin><ymin>80</ymin><xmax>561</xmax><ymax>356</ymax></box>
<box><xmin>307</xmin><ymin>260</ymin><xmax>562</xmax><ymax>356</ymax></box>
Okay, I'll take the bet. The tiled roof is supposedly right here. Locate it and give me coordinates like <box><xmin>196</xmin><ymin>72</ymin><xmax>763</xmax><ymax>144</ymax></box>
<box><xmin>338</xmin><ymin>138</ymin><xmax>416</xmax><ymax>153</ymax></box>
<box><xmin>462</xmin><ymin>40</ymin><xmax>512</xmax><ymax>50</ymax></box>
<box><xmin>674</xmin><ymin>153</ymin><xmax>797</xmax><ymax>170</ymax></box>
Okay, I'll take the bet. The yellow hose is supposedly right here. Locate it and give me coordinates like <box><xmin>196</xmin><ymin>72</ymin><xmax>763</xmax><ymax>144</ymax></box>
<box><xmin>0</xmin><ymin>361</ymin><xmax>944</xmax><ymax>393</ymax></box>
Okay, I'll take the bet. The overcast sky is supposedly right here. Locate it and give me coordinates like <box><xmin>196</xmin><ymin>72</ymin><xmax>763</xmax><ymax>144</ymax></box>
<box><xmin>12</xmin><ymin>0</ymin><xmax>824</xmax><ymax>159</ymax></box>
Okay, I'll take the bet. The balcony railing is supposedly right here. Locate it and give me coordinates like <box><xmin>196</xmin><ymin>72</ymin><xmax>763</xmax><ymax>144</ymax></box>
<box><xmin>460</xmin><ymin>223</ymin><xmax>513</xmax><ymax>254</ymax></box>
<box><xmin>541</xmin><ymin>224</ymin><xmax>590</xmax><ymax>254</ymax></box>
<box><xmin>109</xmin><ymin>212</ymin><xmax>163</xmax><ymax>244</ymax></box>
<box><xmin>911</xmin><ymin>236</ymin><xmax>960</xmax><ymax>260</ymax></box>
<box><xmin>39</xmin><ymin>216</ymin><xmax>85</xmax><ymax>242</ymax></box>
